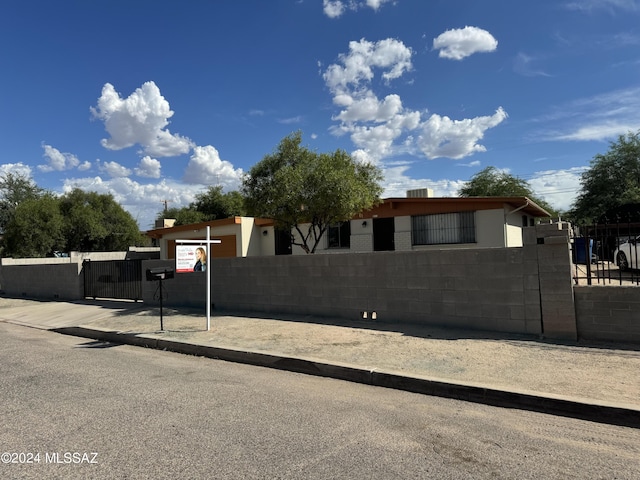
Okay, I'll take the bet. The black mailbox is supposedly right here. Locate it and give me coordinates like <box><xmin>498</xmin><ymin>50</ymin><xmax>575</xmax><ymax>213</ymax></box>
<box><xmin>146</xmin><ymin>267</ymin><xmax>175</xmax><ymax>281</ymax></box>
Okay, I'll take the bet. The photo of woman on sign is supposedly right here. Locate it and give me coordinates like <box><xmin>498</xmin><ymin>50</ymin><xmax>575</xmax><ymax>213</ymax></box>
<box><xmin>193</xmin><ymin>247</ymin><xmax>207</xmax><ymax>272</ymax></box>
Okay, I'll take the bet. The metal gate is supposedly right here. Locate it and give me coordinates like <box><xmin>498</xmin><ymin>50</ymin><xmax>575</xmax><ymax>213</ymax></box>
<box><xmin>83</xmin><ymin>259</ymin><xmax>143</xmax><ymax>300</ymax></box>
<box><xmin>571</xmin><ymin>219</ymin><xmax>640</xmax><ymax>285</ymax></box>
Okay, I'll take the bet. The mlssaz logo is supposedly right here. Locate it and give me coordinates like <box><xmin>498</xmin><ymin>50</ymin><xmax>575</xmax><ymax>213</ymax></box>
<box><xmin>45</xmin><ymin>452</ymin><xmax>99</xmax><ymax>464</ymax></box>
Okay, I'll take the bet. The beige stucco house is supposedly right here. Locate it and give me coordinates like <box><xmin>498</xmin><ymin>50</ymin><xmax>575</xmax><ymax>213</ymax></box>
<box><xmin>146</xmin><ymin>191</ymin><xmax>550</xmax><ymax>259</ymax></box>
<box><xmin>296</xmin><ymin>193</ymin><xmax>551</xmax><ymax>255</ymax></box>
<box><xmin>146</xmin><ymin>216</ymin><xmax>276</xmax><ymax>259</ymax></box>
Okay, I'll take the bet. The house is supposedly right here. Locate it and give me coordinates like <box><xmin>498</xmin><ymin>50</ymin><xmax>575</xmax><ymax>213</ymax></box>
<box><xmin>146</xmin><ymin>190</ymin><xmax>550</xmax><ymax>260</ymax></box>
<box><xmin>146</xmin><ymin>216</ymin><xmax>276</xmax><ymax>260</ymax></box>
<box><xmin>291</xmin><ymin>189</ymin><xmax>551</xmax><ymax>255</ymax></box>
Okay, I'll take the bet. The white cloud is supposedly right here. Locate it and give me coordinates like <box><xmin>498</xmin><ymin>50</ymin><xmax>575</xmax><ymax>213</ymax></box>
<box><xmin>380</xmin><ymin>165</ymin><xmax>583</xmax><ymax>212</ymax></box>
<box><xmin>564</xmin><ymin>0</ymin><xmax>640</xmax><ymax>13</ymax></box>
<box><xmin>335</xmin><ymin>93</ymin><xmax>403</xmax><ymax>124</ymax></box>
<box><xmin>323</xmin><ymin>0</ymin><xmax>394</xmax><ymax>18</ymax></box>
<box><xmin>323</xmin><ymin>0</ymin><xmax>346</xmax><ymax>18</ymax></box>
<box><xmin>381</xmin><ymin>165</ymin><xmax>465</xmax><ymax>198</ymax></box>
<box><xmin>417</xmin><ymin>108</ymin><xmax>508</xmax><ymax>159</ymax></box>
<box><xmin>134</xmin><ymin>156</ymin><xmax>161</xmax><ymax>178</ymax></box>
<box><xmin>183</xmin><ymin>145</ymin><xmax>243</xmax><ymax>187</ymax></box>
<box><xmin>457</xmin><ymin>160</ymin><xmax>481</xmax><ymax>167</ymax></box>
<box><xmin>90</xmin><ymin>81</ymin><xmax>194</xmax><ymax>157</ymax></box>
<box><xmin>513</xmin><ymin>52</ymin><xmax>551</xmax><ymax>77</ymax></box>
<box><xmin>38</xmin><ymin>144</ymin><xmax>81</xmax><ymax>172</ymax></box>
<box><xmin>278</xmin><ymin>116</ymin><xmax>303</xmax><ymax>124</ymax></box>
<box><xmin>0</xmin><ymin>163</ymin><xmax>33</xmax><ymax>179</ymax></box>
<box><xmin>366</xmin><ymin>0</ymin><xmax>394</xmax><ymax>10</ymax></box>
<box><xmin>535</xmin><ymin>86</ymin><xmax>640</xmax><ymax>142</ymax></box>
<box><xmin>528</xmin><ymin>167</ymin><xmax>586</xmax><ymax>212</ymax></box>
<box><xmin>554</xmin><ymin>122</ymin><xmax>640</xmax><ymax>141</ymax></box>
<box><xmin>324</xmin><ymin>38</ymin><xmax>508</xmax><ymax>164</ymax></box>
<box><xmin>62</xmin><ymin>176</ymin><xmax>201</xmax><ymax>230</ymax></box>
<box><xmin>323</xmin><ymin>38</ymin><xmax>413</xmax><ymax>95</ymax></box>
<box><xmin>98</xmin><ymin>160</ymin><xmax>132</xmax><ymax>178</ymax></box>
<box><xmin>433</xmin><ymin>26</ymin><xmax>498</xmax><ymax>60</ymax></box>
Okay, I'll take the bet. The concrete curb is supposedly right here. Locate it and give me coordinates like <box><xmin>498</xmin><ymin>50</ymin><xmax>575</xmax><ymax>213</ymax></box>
<box><xmin>53</xmin><ymin>326</ymin><xmax>640</xmax><ymax>430</ymax></box>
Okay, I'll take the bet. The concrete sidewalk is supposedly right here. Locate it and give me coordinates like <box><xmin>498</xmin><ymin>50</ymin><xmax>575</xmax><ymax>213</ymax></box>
<box><xmin>1</xmin><ymin>298</ymin><xmax>639</xmax><ymax>428</ymax></box>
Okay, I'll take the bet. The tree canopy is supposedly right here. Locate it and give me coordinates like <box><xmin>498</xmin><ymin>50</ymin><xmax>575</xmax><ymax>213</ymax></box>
<box><xmin>2</xmin><ymin>187</ymin><xmax>144</xmax><ymax>257</ymax></box>
<box><xmin>0</xmin><ymin>172</ymin><xmax>46</xmax><ymax>234</ymax></box>
<box><xmin>459</xmin><ymin>166</ymin><xmax>556</xmax><ymax>215</ymax></box>
<box><xmin>242</xmin><ymin>131</ymin><xmax>383</xmax><ymax>253</ymax></box>
<box><xmin>191</xmin><ymin>186</ymin><xmax>246</xmax><ymax>220</ymax></box>
<box><xmin>59</xmin><ymin>189</ymin><xmax>143</xmax><ymax>252</ymax></box>
<box><xmin>3</xmin><ymin>194</ymin><xmax>65</xmax><ymax>257</ymax></box>
<box><xmin>569</xmin><ymin>131</ymin><xmax>640</xmax><ymax>223</ymax></box>
<box><xmin>155</xmin><ymin>186</ymin><xmax>246</xmax><ymax>226</ymax></box>
<box><xmin>159</xmin><ymin>206</ymin><xmax>206</xmax><ymax>226</ymax></box>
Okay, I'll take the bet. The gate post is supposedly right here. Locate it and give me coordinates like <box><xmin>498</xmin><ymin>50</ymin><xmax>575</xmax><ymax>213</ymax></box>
<box><xmin>526</xmin><ymin>222</ymin><xmax>577</xmax><ymax>341</ymax></box>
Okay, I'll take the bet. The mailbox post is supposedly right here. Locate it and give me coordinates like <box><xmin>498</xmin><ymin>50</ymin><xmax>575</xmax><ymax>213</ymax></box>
<box><xmin>146</xmin><ymin>267</ymin><xmax>175</xmax><ymax>331</ymax></box>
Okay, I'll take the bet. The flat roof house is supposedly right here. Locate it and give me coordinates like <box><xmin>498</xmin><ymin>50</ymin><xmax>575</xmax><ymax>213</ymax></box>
<box><xmin>292</xmin><ymin>191</ymin><xmax>551</xmax><ymax>255</ymax></box>
<box><xmin>146</xmin><ymin>216</ymin><xmax>276</xmax><ymax>260</ymax></box>
<box><xmin>146</xmin><ymin>190</ymin><xmax>551</xmax><ymax>259</ymax></box>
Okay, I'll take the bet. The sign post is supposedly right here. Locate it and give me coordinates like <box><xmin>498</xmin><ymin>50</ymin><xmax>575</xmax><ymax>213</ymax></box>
<box><xmin>175</xmin><ymin>226</ymin><xmax>220</xmax><ymax>331</ymax></box>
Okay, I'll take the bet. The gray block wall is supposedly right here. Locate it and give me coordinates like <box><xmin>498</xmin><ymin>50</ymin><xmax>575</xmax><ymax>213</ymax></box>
<box><xmin>525</xmin><ymin>222</ymin><xmax>577</xmax><ymax>341</ymax></box>
<box><xmin>143</xmin><ymin>246</ymin><xmax>543</xmax><ymax>335</ymax></box>
<box><xmin>3</xmin><ymin>221</ymin><xmax>638</xmax><ymax>344</ymax></box>
<box><xmin>574</xmin><ymin>286</ymin><xmax>640</xmax><ymax>343</ymax></box>
<box><xmin>0</xmin><ymin>263</ymin><xmax>83</xmax><ymax>300</ymax></box>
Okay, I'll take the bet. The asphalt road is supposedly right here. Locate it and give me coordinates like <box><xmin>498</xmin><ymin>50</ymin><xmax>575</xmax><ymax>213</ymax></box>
<box><xmin>1</xmin><ymin>322</ymin><xmax>639</xmax><ymax>480</ymax></box>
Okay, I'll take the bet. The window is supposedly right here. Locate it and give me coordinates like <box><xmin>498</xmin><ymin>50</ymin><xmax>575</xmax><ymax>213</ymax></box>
<box><xmin>327</xmin><ymin>221</ymin><xmax>351</xmax><ymax>248</ymax></box>
<box><xmin>411</xmin><ymin>212</ymin><xmax>476</xmax><ymax>245</ymax></box>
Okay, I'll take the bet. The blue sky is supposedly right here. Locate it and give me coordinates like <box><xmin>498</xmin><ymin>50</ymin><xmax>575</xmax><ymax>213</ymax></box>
<box><xmin>1</xmin><ymin>0</ymin><xmax>640</xmax><ymax>229</ymax></box>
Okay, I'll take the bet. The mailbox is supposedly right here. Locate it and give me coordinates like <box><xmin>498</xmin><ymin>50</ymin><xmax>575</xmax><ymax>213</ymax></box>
<box><xmin>146</xmin><ymin>267</ymin><xmax>175</xmax><ymax>281</ymax></box>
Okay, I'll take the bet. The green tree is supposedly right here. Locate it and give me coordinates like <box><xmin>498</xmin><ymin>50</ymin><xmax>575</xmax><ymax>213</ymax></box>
<box><xmin>569</xmin><ymin>131</ymin><xmax>640</xmax><ymax>223</ymax></box>
<box><xmin>459</xmin><ymin>166</ymin><xmax>556</xmax><ymax>215</ymax></box>
<box><xmin>155</xmin><ymin>187</ymin><xmax>246</xmax><ymax>226</ymax></box>
<box><xmin>0</xmin><ymin>172</ymin><xmax>46</xmax><ymax>234</ymax></box>
<box><xmin>59</xmin><ymin>189</ymin><xmax>142</xmax><ymax>251</ymax></box>
<box><xmin>3</xmin><ymin>194</ymin><xmax>65</xmax><ymax>257</ymax></box>
<box><xmin>191</xmin><ymin>186</ymin><xmax>246</xmax><ymax>220</ymax></box>
<box><xmin>242</xmin><ymin>131</ymin><xmax>383</xmax><ymax>253</ymax></box>
<box><xmin>156</xmin><ymin>206</ymin><xmax>206</xmax><ymax>226</ymax></box>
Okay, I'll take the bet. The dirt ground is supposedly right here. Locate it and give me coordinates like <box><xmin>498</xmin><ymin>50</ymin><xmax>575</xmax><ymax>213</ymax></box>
<box><xmin>1</xmin><ymin>297</ymin><xmax>639</xmax><ymax>408</ymax></box>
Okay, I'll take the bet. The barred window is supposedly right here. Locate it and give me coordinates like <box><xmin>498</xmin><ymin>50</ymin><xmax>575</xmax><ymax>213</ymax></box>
<box><xmin>411</xmin><ymin>212</ymin><xmax>476</xmax><ymax>245</ymax></box>
<box><xmin>327</xmin><ymin>221</ymin><xmax>351</xmax><ymax>248</ymax></box>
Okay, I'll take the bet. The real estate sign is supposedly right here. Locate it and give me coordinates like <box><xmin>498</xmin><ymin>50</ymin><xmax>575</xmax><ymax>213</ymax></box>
<box><xmin>175</xmin><ymin>245</ymin><xmax>206</xmax><ymax>273</ymax></box>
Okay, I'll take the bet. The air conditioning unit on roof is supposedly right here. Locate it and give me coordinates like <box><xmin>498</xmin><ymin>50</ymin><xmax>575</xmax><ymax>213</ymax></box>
<box><xmin>406</xmin><ymin>188</ymin><xmax>434</xmax><ymax>198</ymax></box>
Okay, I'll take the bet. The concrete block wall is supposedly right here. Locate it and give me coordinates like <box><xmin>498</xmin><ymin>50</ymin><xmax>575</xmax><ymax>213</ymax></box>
<box><xmin>524</xmin><ymin>222</ymin><xmax>577</xmax><ymax>341</ymax></box>
<box><xmin>0</xmin><ymin>263</ymin><xmax>83</xmax><ymax>300</ymax></box>
<box><xmin>143</xmin><ymin>247</ymin><xmax>543</xmax><ymax>335</ymax></box>
<box><xmin>574</xmin><ymin>286</ymin><xmax>640</xmax><ymax>343</ymax></box>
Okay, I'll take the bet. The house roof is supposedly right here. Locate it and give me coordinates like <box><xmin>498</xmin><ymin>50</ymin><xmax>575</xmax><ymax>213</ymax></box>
<box><xmin>360</xmin><ymin>196</ymin><xmax>551</xmax><ymax>219</ymax></box>
<box><xmin>146</xmin><ymin>216</ymin><xmax>274</xmax><ymax>239</ymax></box>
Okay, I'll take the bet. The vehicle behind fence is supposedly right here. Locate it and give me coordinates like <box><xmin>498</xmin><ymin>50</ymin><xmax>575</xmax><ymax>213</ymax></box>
<box><xmin>571</xmin><ymin>218</ymin><xmax>640</xmax><ymax>285</ymax></box>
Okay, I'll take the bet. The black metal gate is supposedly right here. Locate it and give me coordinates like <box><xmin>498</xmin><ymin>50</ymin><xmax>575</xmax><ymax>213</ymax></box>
<box><xmin>571</xmin><ymin>219</ymin><xmax>640</xmax><ymax>285</ymax></box>
<box><xmin>83</xmin><ymin>259</ymin><xmax>143</xmax><ymax>300</ymax></box>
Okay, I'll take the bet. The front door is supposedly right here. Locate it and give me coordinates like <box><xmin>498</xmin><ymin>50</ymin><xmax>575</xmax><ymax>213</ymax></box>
<box><xmin>275</xmin><ymin>229</ymin><xmax>292</xmax><ymax>255</ymax></box>
<box><xmin>373</xmin><ymin>217</ymin><xmax>395</xmax><ymax>251</ymax></box>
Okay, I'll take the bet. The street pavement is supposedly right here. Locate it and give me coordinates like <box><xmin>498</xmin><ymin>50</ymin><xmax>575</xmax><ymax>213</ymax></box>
<box><xmin>1</xmin><ymin>297</ymin><xmax>638</xmax><ymax>428</ymax></box>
